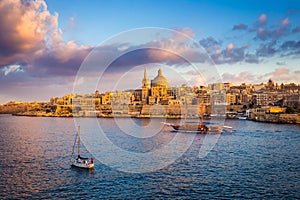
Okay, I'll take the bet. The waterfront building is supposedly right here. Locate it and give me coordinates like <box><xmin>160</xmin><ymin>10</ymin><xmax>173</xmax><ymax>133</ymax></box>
<box><xmin>102</xmin><ymin>92</ymin><xmax>112</xmax><ymax>105</ymax></box>
<box><xmin>252</xmin><ymin>93</ymin><xmax>268</xmax><ymax>106</ymax></box>
<box><xmin>226</xmin><ymin>93</ymin><xmax>237</xmax><ymax>105</ymax></box>
<box><xmin>111</xmin><ymin>91</ymin><xmax>133</xmax><ymax>105</ymax></box>
<box><xmin>284</xmin><ymin>94</ymin><xmax>300</xmax><ymax>109</ymax></box>
<box><xmin>252</xmin><ymin>83</ymin><xmax>265</xmax><ymax>91</ymax></box>
<box><xmin>240</xmin><ymin>93</ymin><xmax>251</xmax><ymax>105</ymax></box>
<box><xmin>208</xmin><ymin>83</ymin><xmax>224</xmax><ymax>91</ymax></box>
<box><xmin>223</xmin><ymin>82</ymin><xmax>232</xmax><ymax>91</ymax></box>
<box><xmin>168</xmin><ymin>99</ymin><xmax>180</xmax><ymax>105</ymax></box>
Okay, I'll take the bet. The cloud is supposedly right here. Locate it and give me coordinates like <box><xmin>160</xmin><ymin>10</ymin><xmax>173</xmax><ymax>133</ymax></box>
<box><xmin>232</xmin><ymin>23</ymin><xmax>248</xmax><ymax>30</ymax></box>
<box><xmin>272</xmin><ymin>67</ymin><xmax>289</xmax><ymax>76</ymax></box>
<box><xmin>276</xmin><ymin>61</ymin><xmax>286</xmax><ymax>66</ymax></box>
<box><xmin>258</xmin><ymin>14</ymin><xmax>267</xmax><ymax>25</ymax></box>
<box><xmin>199</xmin><ymin>37</ymin><xmax>222</xmax><ymax>54</ymax></box>
<box><xmin>222</xmin><ymin>68</ymin><xmax>300</xmax><ymax>85</ymax></box>
<box><xmin>199</xmin><ymin>13</ymin><xmax>299</xmax><ymax>64</ymax></box>
<box><xmin>280</xmin><ymin>40</ymin><xmax>300</xmax><ymax>50</ymax></box>
<box><xmin>226</xmin><ymin>43</ymin><xmax>234</xmax><ymax>52</ymax></box>
<box><xmin>0</xmin><ymin>0</ymin><xmax>56</xmax><ymax>57</ymax></box>
<box><xmin>244</xmin><ymin>54</ymin><xmax>260</xmax><ymax>64</ymax></box>
<box><xmin>0</xmin><ymin>0</ymin><xmax>93</xmax><ymax>78</ymax></box>
<box><xmin>258</xmin><ymin>68</ymin><xmax>300</xmax><ymax>83</ymax></box>
<box><xmin>255</xmin><ymin>28</ymin><xmax>288</xmax><ymax>41</ymax></box>
<box><xmin>0</xmin><ymin>0</ymin><xmax>299</xmax><ymax>104</ymax></box>
<box><xmin>72</xmin><ymin>27</ymin><xmax>212</xmax><ymax>77</ymax></box>
<box><xmin>279</xmin><ymin>40</ymin><xmax>300</xmax><ymax>57</ymax></box>
<box><xmin>215</xmin><ymin>49</ymin><xmax>222</xmax><ymax>55</ymax></box>
<box><xmin>199</xmin><ymin>37</ymin><xmax>222</xmax><ymax>48</ymax></box>
<box><xmin>251</xmin><ymin>14</ymin><xmax>293</xmax><ymax>41</ymax></box>
<box><xmin>173</xmin><ymin>27</ymin><xmax>196</xmax><ymax>41</ymax></box>
<box><xmin>256</xmin><ymin>41</ymin><xmax>277</xmax><ymax>57</ymax></box>
<box><xmin>281</xmin><ymin>18</ymin><xmax>289</xmax><ymax>27</ymax></box>
<box><xmin>292</xmin><ymin>26</ymin><xmax>300</xmax><ymax>33</ymax></box>
<box><xmin>210</xmin><ymin>44</ymin><xmax>256</xmax><ymax>65</ymax></box>
<box><xmin>1</xmin><ymin>64</ymin><xmax>24</xmax><ymax>76</ymax></box>
<box><xmin>222</xmin><ymin>71</ymin><xmax>257</xmax><ymax>84</ymax></box>
<box><xmin>256</xmin><ymin>28</ymin><xmax>269</xmax><ymax>40</ymax></box>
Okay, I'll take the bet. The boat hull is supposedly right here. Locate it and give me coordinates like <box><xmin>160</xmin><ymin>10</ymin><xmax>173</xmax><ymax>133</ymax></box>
<box><xmin>170</xmin><ymin>124</ymin><xmax>208</xmax><ymax>133</ymax></box>
<box><xmin>164</xmin><ymin>122</ymin><xmax>225</xmax><ymax>133</ymax></box>
<box><xmin>71</xmin><ymin>159</ymin><xmax>94</xmax><ymax>169</ymax></box>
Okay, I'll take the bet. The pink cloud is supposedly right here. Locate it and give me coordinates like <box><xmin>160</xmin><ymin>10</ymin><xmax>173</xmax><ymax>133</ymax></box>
<box><xmin>258</xmin><ymin>68</ymin><xmax>299</xmax><ymax>83</ymax></box>
<box><xmin>0</xmin><ymin>0</ymin><xmax>92</xmax><ymax>76</ymax></box>
<box><xmin>281</xmin><ymin>18</ymin><xmax>289</xmax><ymax>27</ymax></box>
<box><xmin>272</xmin><ymin>67</ymin><xmax>289</xmax><ymax>76</ymax></box>
<box><xmin>173</xmin><ymin>27</ymin><xmax>196</xmax><ymax>41</ymax></box>
<box><xmin>222</xmin><ymin>68</ymin><xmax>298</xmax><ymax>85</ymax></box>
<box><xmin>0</xmin><ymin>1</ymin><xmax>57</xmax><ymax>56</ymax></box>
<box><xmin>215</xmin><ymin>49</ymin><xmax>222</xmax><ymax>55</ymax></box>
<box><xmin>259</xmin><ymin>14</ymin><xmax>267</xmax><ymax>25</ymax></box>
<box><xmin>226</xmin><ymin>43</ymin><xmax>234</xmax><ymax>52</ymax></box>
<box><xmin>222</xmin><ymin>71</ymin><xmax>256</xmax><ymax>84</ymax></box>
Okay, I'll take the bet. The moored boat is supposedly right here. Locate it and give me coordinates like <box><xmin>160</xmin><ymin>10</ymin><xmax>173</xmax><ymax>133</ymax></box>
<box><xmin>237</xmin><ymin>116</ymin><xmax>247</xmax><ymax>120</ymax></box>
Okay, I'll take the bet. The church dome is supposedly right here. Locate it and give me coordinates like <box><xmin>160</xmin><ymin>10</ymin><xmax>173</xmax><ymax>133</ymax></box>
<box><xmin>151</xmin><ymin>69</ymin><xmax>168</xmax><ymax>87</ymax></box>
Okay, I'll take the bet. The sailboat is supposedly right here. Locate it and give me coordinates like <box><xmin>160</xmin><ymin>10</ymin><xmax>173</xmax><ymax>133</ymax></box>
<box><xmin>164</xmin><ymin>94</ymin><xmax>230</xmax><ymax>133</ymax></box>
<box><xmin>71</xmin><ymin>126</ymin><xmax>94</xmax><ymax>169</ymax></box>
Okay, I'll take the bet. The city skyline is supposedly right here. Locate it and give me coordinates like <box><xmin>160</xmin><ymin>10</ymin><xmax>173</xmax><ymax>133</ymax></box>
<box><xmin>1</xmin><ymin>0</ymin><xmax>300</xmax><ymax>103</ymax></box>
<box><xmin>2</xmin><ymin>66</ymin><xmax>297</xmax><ymax>105</ymax></box>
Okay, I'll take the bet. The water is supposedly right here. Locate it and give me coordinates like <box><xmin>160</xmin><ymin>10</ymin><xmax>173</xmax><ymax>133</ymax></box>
<box><xmin>0</xmin><ymin>114</ymin><xmax>299</xmax><ymax>199</ymax></box>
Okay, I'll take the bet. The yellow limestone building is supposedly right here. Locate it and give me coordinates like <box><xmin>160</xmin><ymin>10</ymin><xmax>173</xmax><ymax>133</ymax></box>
<box><xmin>142</xmin><ymin>67</ymin><xmax>169</xmax><ymax>105</ymax></box>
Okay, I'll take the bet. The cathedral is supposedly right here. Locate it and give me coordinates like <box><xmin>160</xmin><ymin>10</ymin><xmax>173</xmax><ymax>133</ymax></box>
<box><xmin>142</xmin><ymin>68</ymin><xmax>169</xmax><ymax>104</ymax></box>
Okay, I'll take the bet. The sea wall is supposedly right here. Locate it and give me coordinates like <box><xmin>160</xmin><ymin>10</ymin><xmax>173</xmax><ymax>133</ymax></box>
<box><xmin>140</xmin><ymin>105</ymin><xmax>201</xmax><ymax>117</ymax></box>
<box><xmin>250</xmin><ymin>113</ymin><xmax>300</xmax><ymax>124</ymax></box>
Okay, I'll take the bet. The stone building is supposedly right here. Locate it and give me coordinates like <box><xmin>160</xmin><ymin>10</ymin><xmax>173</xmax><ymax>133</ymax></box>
<box><xmin>151</xmin><ymin>68</ymin><xmax>169</xmax><ymax>104</ymax></box>
<box><xmin>142</xmin><ymin>68</ymin><xmax>169</xmax><ymax>105</ymax></box>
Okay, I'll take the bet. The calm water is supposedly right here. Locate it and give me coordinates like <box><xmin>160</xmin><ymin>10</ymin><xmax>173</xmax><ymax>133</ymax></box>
<box><xmin>0</xmin><ymin>114</ymin><xmax>299</xmax><ymax>199</ymax></box>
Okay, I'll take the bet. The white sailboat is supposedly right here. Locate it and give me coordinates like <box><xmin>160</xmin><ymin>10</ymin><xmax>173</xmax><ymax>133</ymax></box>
<box><xmin>71</xmin><ymin>126</ymin><xmax>94</xmax><ymax>169</ymax></box>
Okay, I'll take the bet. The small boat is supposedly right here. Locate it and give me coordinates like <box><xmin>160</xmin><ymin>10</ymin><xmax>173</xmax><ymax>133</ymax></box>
<box><xmin>237</xmin><ymin>116</ymin><xmax>247</xmax><ymax>120</ymax></box>
<box><xmin>71</xmin><ymin>126</ymin><xmax>94</xmax><ymax>169</ymax></box>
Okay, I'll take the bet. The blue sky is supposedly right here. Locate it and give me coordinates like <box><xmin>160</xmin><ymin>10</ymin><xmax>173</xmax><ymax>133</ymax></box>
<box><xmin>0</xmin><ymin>0</ymin><xmax>299</xmax><ymax>103</ymax></box>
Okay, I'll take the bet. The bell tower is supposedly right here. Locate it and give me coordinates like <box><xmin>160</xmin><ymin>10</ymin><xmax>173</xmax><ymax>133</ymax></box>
<box><xmin>142</xmin><ymin>67</ymin><xmax>150</xmax><ymax>104</ymax></box>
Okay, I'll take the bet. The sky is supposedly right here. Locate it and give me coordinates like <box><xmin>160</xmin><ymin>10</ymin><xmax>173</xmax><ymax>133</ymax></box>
<box><xmin>0</xmin><ymin>0</ymin><xmax>300</xmax><ymax>103</ymax></box>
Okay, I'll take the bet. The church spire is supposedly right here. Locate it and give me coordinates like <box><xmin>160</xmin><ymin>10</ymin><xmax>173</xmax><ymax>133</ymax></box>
<box><xmin>144</xmin><ymin>67</ymin><xmax>148</xmax><ymax>80</ymax></box>
<box><xmin>142</xmin><ymin>67</ymin><xmax>149</xmax><ymax>104</ymax></box>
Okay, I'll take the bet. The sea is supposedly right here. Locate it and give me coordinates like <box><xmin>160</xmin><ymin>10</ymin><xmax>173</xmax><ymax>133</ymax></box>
<box><xmin>0</xmin><ymin>114</ymin><xmax>299</xmax><ymax>199</ymax></box>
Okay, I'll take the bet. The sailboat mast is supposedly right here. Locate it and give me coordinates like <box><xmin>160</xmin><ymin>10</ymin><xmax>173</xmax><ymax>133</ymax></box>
<box><xmin>77</xmin><ymin>126</ymin><xmax>80</xmax><ymax>157</ymax></box>
<box><xmin>184</xmin><ymin>96</ymin><xmax>187</xmax><ymax>125</ymax></box>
